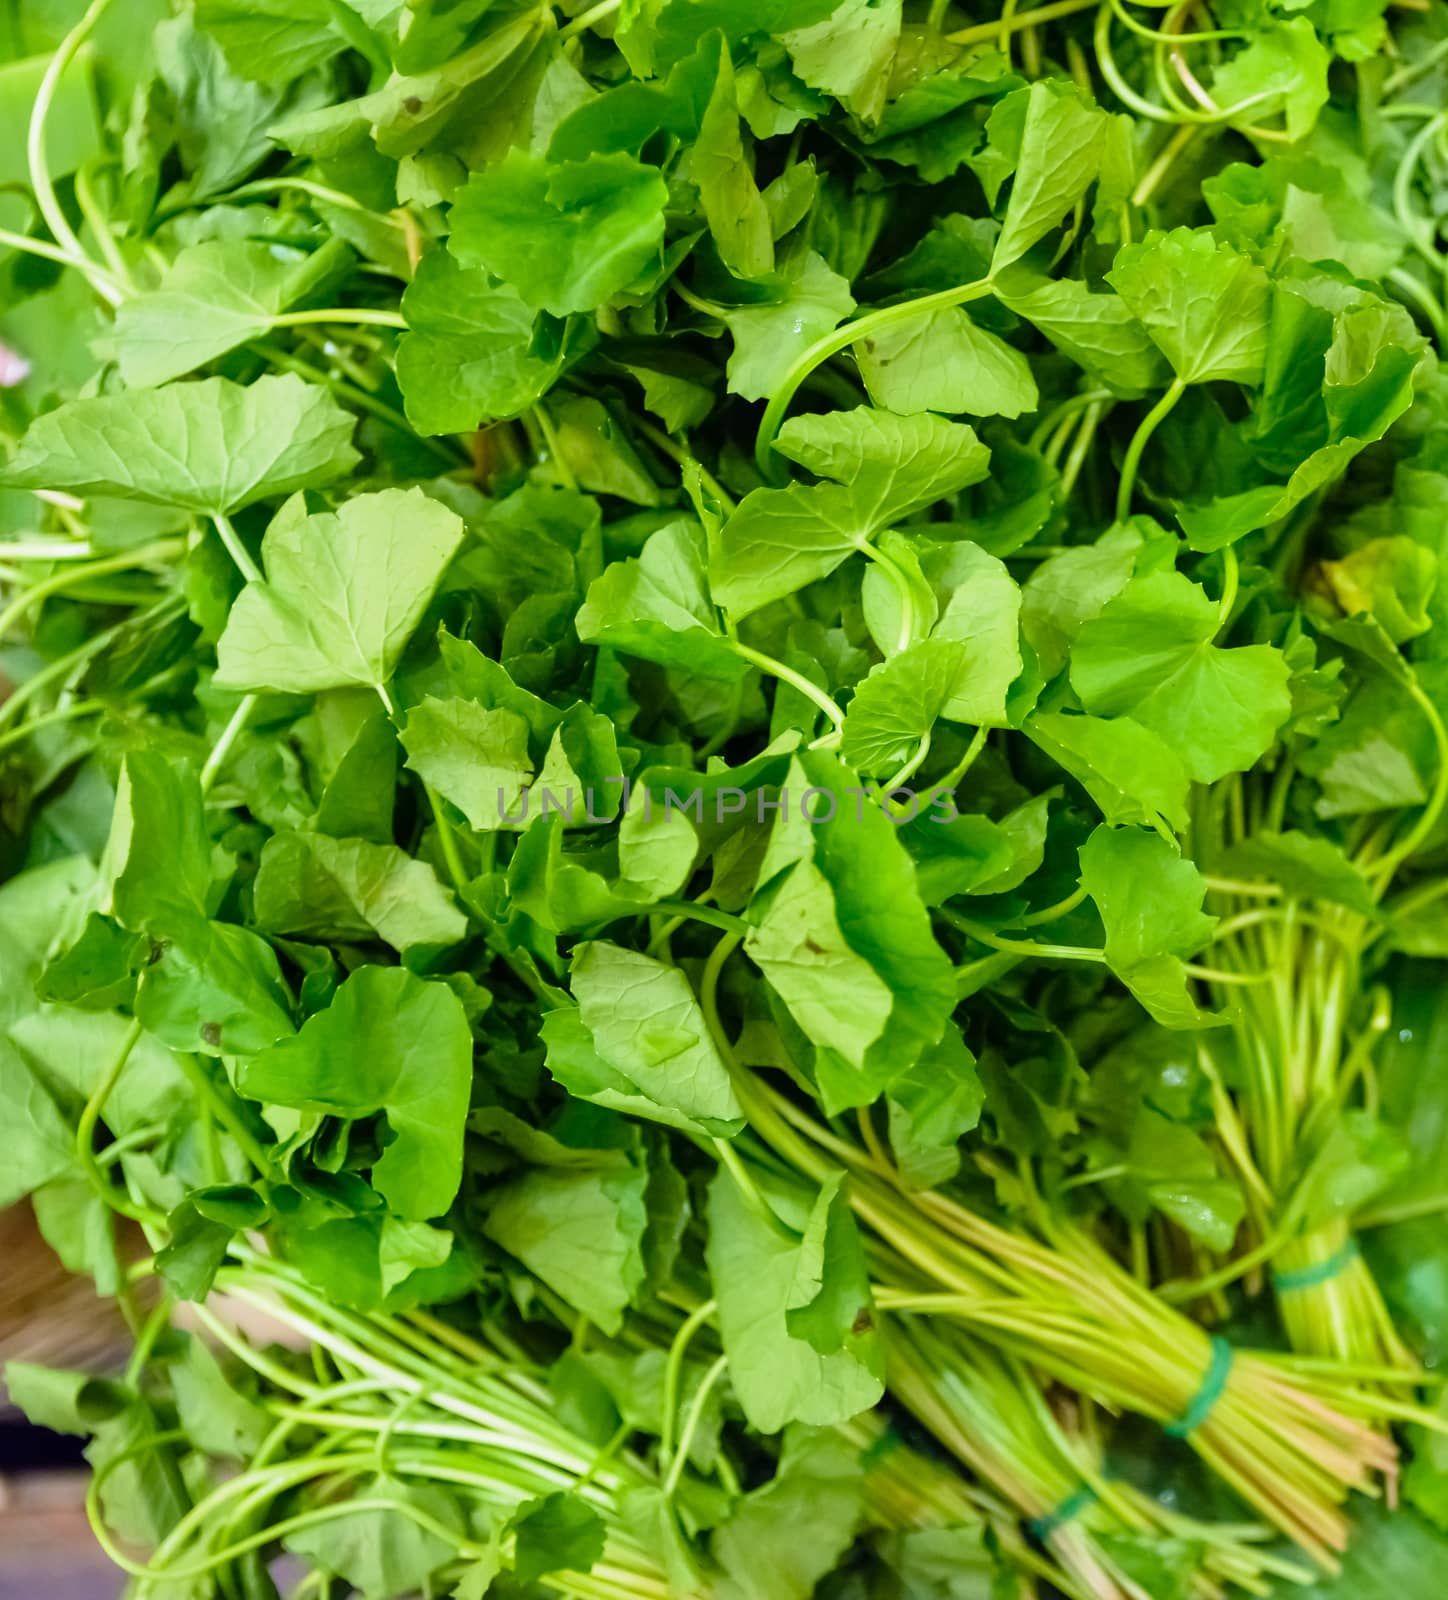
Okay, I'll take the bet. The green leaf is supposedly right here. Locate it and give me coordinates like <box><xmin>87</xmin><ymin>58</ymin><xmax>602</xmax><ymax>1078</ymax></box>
<box><xmin>577</xmin><ymin>519</ymin><xmax>744</xmax><ymax>680</ymax></box>
<box><xmin>692</xmin><ymin>41</ymin><xmax>774</xmax><ymax>280</ymax></box>
<box><xmin>1079</xmin><ymin>826</ymin><xmax>1217</xmax><ymax>1029</ymax></box>
<box><xmin>1022</xmin><ymin>517</ymin><xmax>1170</xmax><ymax>677</ymax></box>
<box><xmin>1070</xmin><ymin>571</ymin><xmax>1292</xmax><ymax>783</ymax></box>
<box><xmin>482</xmin><ymin>1161</ymin><xmax>648</xmax><ymax>1335</ymax></box>
<box><xmin>855</xmin><ymin>305</ymin><xmax>1038</xmax><ymax>420</ymax></box>
<box><xmin>1220</xmin><ymin>830</ymin><xmax>1376</xmax><ymax>916</ymax></box>
<box><xmin>400</xmin><ymin>697</ymin><xmax>536</xmax><ymax>831</ymax></box>
<box><xmin>511</xmin><ymin>1493</ymin><xmax>607</xmax><ymax>1585</ymax></box>
<box><xmin>0</xmin><ymin>1042</ymin><xmax>78</xmax><ymax>1209</ymax></box>
<box><xmin>215</xmin><ymin>488</ymin><xmax>465</xmax><ymax>693</ymax></box>
<box><xmin>4</xmin><ymin>1362</ymin><xmax>129</xmax><ymax>1436</ymax></box>
<box><xmin>397</xmin><ymin>252</ymin><xmax>585</xmax><ymax>434</ymax></box>
<box><xmin>169</xmin><ymin>1334</ymin><xmax>269</xmax><ymax>1460</ymax></box>
<box><xmin>1286</xmin><ymin>1111</ymin><xmax>1407</xmax><ymax>1229</ymax></box>
<box><xmin>744</xmin><ymin>751</ymin><xmax>956</xmax><ymax>1110</ymax></box>
<box><xmin>990</xmin><ymin>82</ymin><xmax>1108</xmax><ymax>271</ymax></box>
<box><xmin>285</xmin><ymin>1476</ymin><xmax>465</xmax><ymax>1600</ymax></box>
<box><xmin>923</xmin><ymin>541</ymin><xmax>1024</xmax><ymax>724</ymax></box>
<box><xmin>784</xmin><ymin>1172</ymin><xmax>877</xmax><ymax>1356</ymax></box>
<box><xmin>110</xmin><ymin>238</ymin><xmax>352</xmax><ymax>388</ymax></box>
<box><xmin>251</xmin><ymin>832</ymin><xmax>468</xmax><ymax>955</ymax></box>
<box><xmin>1323</xmin><ymin>536</ymin><xmax>1437</xmax><ymax>645</ymax></box>
<box><xmin>193</xmin><ymin>0</ymin><xmax>344</xmax><ymax>83</ymax></box>
<box><xmin>449</xmin><ymin>150</ymin><xmax>669</xmax><ymax>316</ymax></box>
<box><xmin>0</xmin><ymin>375</ymin><xmax>358</xmax><ymax>513</ymax></box>
<box><xmin>714</xmin><ymin>410</ymin><xmax>990</xmax><ymax>619</ymax></box>
<box><xmin>1025</xmin><ymin>711</ymin><xmax>1192</xmax><ymax>834</ymax></box>
<box><xmin>722</xmin><ymin>250</ymin><xmax>855</xmax><ymax>401</ymax></box>
<box><xmin>996</xmin><ymin>271</ymin><xmax>1167</xmax><ymax>394</ymax></box>
<box><xmin>1107</xmin><ymin>229</ymin><xmax>1271</xmax><ymax>386</ymax></box>
<box><xmin>35</xmin><ymin>913</ymin><xmax>145</xmax><ymax>1012</ymax></box>
<box><xmin>1109</xmin><ymin>1106</ymin><xmax>1245</xmax><ymax>1250</ymax></box>
<box><xmin>1210</xmin><ymin>19</ymin><xmax>1330</xmax><ymax>143</ymax></box>
<box><xmin>238</xmin><ymin>967</ymin><xmax>473</xmax><ymax>1220</ymax></box>
<box><xmin>564</xmin><ymin>941</ymin><xmax>745</xmax><ymax>1135</ymax></box>
<box><xmin>713</xmin><ymin>1426</ymin><xmax>865</xmax><ymax>1600</ymax></box>
<box><xmin>774</xmin><ymin>406</ymin><xmax>994</xmax><ymax>526</ymax></box>
<box><xmin>378</xmin><ymin>1218</ymin><xmax>455</xmax><ymax>1295</ymax></box>
<box><xmin>104</xmin><ymin>751</ymin><xmax>212</xmax><ymax>931</ymax></box>
<box><xmin>706</xmin><ymin>1164</ymin><xmax>884</xmax><ymax>1432</ymax></box>
<box><xmin>887</xmin><ymin>1030</ymin><xmax>984</xmax><ymax>1190</ymax></box>
<box><xmin>136</xmin><ymin>913</ymin><xmax>297</xmax><ymax>1056</ymax></box>
<box><xmin>779</xmin><ymin>0</ymin><xmax>902</xmax><ymax>126</ymax></box>
<box><xmin>155</xmin><ymin>1201</ymin><xmax>236</xmax><ymax>1301</ymax></box>
<box><xmin>841</xmin><ymin>639</ymin><xmax>971</xmax><ymax>774</ymax></box>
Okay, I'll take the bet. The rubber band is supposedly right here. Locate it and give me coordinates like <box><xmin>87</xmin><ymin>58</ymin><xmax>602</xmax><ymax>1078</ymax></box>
<box><xmin>1027</xmin><ymin>1485</ymin><xmax>1099</xmax><ymax>1543</ymax></box>
<box><xmin>1272</xmin><ymin>1239</ymin><xmax>1360</xmax><ymax>1293</ymax></box>
<box><xmin>1165</xmin><ymin>1336</ymin><xmax>1234</xmax><ymax>1439</ymax></box>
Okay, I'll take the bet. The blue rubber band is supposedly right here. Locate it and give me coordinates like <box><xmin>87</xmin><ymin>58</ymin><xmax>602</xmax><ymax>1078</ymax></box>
<box><xmin>1272</xmin><ymin>1239</ymin><xmax>1360</xmax><ymax>1293</ymax></box>
<box><xmin>1165</xmin><ymin>1337</ymin><xmax>1234</xmax><ymax>1440</ymax></box>
<box><xmin>1027</xmin><ymin>1485</ymin><xmax>1100</xmax><ymax>1543</ymax></box>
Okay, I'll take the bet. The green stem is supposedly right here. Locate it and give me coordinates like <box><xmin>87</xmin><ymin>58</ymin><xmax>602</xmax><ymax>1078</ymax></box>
<box><xmin>1115</xmin><ymin>376</ymin><xmax>1187</xmax><ymax>521</ymax></box>
<box><xmin>200</xmin><ymin>696</ymin><xmax>259</xmax><ymax>794</ymax></box>
<box><xmin>27</xmin><ymin>0</ymin><xmax>118</xmax><ymax>303</ymax></box>
<box><xmin>267</xmin><ymin>307</ymin><xmax>407</xmax><ymax>331</ymax></box>
<box><xmin>532</xmin><ymin>400</ymin><xmax>579</xmax><ymax>492</ymax></box>
<box><xmin>0</xmin><ymin>225</ymin><xmax>125</xmax><ymax>294</ymax></box>
<box><xmin>661</xmin><ymin>1355</ymin><xmax>728</xmax><ymax>1501</ymax></box>
<box><xmin>173</xmin><ymin>1052</ymin><xmax>275</xmax><ymax>1176</ymax></box>
<box><xmin>559</xmin><ymin>0</ymin><xmax>623</xmax><ymax>37</ymax></box>
<box><xmin>941</xmin><ymin>911</ymin><xmax>1107</xmax><ymax>965</ymax></box>
<box><xmin>917</xmin><ymin>725</ymin><xmax>990</xmax><ymax>813</ymax></box>
<box><xmin>0</xmin><ymin>610</ymin><xmax>139</xmax><ymax>731</ymax></box>
<box><xmin>211</xmin><ymin>512</ymin><xmax>264</xmax><ymax>587</ymax></box>
<box><xmin>0</xmin><ymin>697</ymin><xmax>104</xmax><ymax>757</ymax></box>
<box><xmin>0</xmin><ymin>539</ymin><xmax>184</xmax><ymax>643</ymax></box>
<box><xmin>714</xmin><ymin>1138</ymin><xmax>798</xmax><ymax>1244</ymax></box>
<box><xmin>1216</xmin><ymin>545</ymin><xmax>1239</xmax><ymax>632</ymax></box>
<box><xmin>1022</xmin><ymin>884</ymin><xmax>1089</xmax><ymax>926</ymax></box>
<box><xmin>884</xmin><ymin>732</ymin><xmax>932</xmax><ymax>793</ymax></box>
<box><xmin>860</xmin><ymin>542</ymin><xmax>918</xmax><ymax>653</ymax></box>
<box><xmin>1373</xmin><ymin>675</ymin><xmax>1448</xmax><ymax>883</ymax></box>
<box><xmin>73</xmin><ymin>162</ymin><xmax>135</xmax><ymax>291</ymax></box>
<box><xmin>755</xmin><ymin>278</ymin><xmax>995</xmax><ymax>477</ymax></box>
<box><xmin>948</xmin><ymin>0</ymin><xmax>1096</xmax><ymax>46</ymax></box>
<box><xmin>726</xmin><ymin>638</ymin><xmax>846</xmax><ymax>742</ymax></box>
<box><xmin>658</xmin><ymin>1299</ymin><xmax>717</xmax><ymax>1466</ymax></box>
<box><xmin>76</xmin><ymin>1019</ymin><xmax>166</xmax><ymax>1226</ymax></box>
<box><xmin>648</xmin><ymin>901</ymin><xmax>750</xmax><ymax>939</ymax></box>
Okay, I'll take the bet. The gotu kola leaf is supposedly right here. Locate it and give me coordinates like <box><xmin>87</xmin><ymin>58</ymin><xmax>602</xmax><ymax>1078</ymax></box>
<box><xmin>0</xmin><ymin>374</ymin><xmax>358</xmax><ymax>513</ymax></box>
<box><xmin>215</xmin><ymin>487</ymin><xmax>465</xmax><ymax>694</ymax></box>
<box><xmin>237</xmin><ymin>966</ymin><xmax>473</xmax><ymax>1220</ymax></box>
<box><xmin>712</xmin><ymin>409</ymin><xmax>990</xmax><ymax>620</ymax></box>
<box><xmin>448</xmin><ymin>150</ymin><xmax>669</xmax><ymax>317</ymax></box>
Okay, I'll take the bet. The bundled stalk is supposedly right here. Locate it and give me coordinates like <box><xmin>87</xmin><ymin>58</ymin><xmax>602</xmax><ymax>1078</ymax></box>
<box><xmin>888</xmin><ymin>1320</ymin><xmax>1311</xmax><ymax>1600</ymax></box>
<box><xmin>88</xmin><ymin>1253</ymin><xmax>678</xmax><ymax>1600</ymax></box>
<box><xmin>1188</xmin><ymin>762</ymin><xmax>1441</xmax><ymax>1375</ymax></box>
<box><xmin>703</xmin><ymin>944</ymin><xmax>1398</xmax><ymax>1574</ymax></box>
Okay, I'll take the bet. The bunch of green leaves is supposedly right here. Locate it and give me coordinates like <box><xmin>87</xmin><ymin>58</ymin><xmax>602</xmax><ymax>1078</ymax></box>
<box><xmin>6</xmin><ymin>0</ymin><xmax>1448</xmax><ymax>1596</ymax></box>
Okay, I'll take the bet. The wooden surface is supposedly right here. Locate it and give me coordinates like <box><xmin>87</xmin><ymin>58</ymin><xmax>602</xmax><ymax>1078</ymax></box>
<box><xmin>0</xmin><ymin>1207</ymin><xmax>128</xmax><ymax>1599</ymax></box>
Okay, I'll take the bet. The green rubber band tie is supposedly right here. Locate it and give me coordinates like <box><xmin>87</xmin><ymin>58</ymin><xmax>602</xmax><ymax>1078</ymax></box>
<box><xmin>1165</xmin><ymin>1337</ymin><xmax>1234</xmax><ymax>1440</ymax></box>
<box><xmin>1272</xmin><ymin>1239</ymin><xmax>1361</xmax><ymax>1293</ymax></box>
<box><xmin>1027</xmin><ymin>1485</ymin><xmax>1100</xmax><ymax>1544</ymax></box>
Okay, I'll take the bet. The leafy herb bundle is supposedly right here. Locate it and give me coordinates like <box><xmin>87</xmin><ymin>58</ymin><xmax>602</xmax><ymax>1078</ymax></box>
<box><xmin>6</xmin><ymin>2</ymin><xmax>1448</xmax><ymax>1598</ymax></box>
